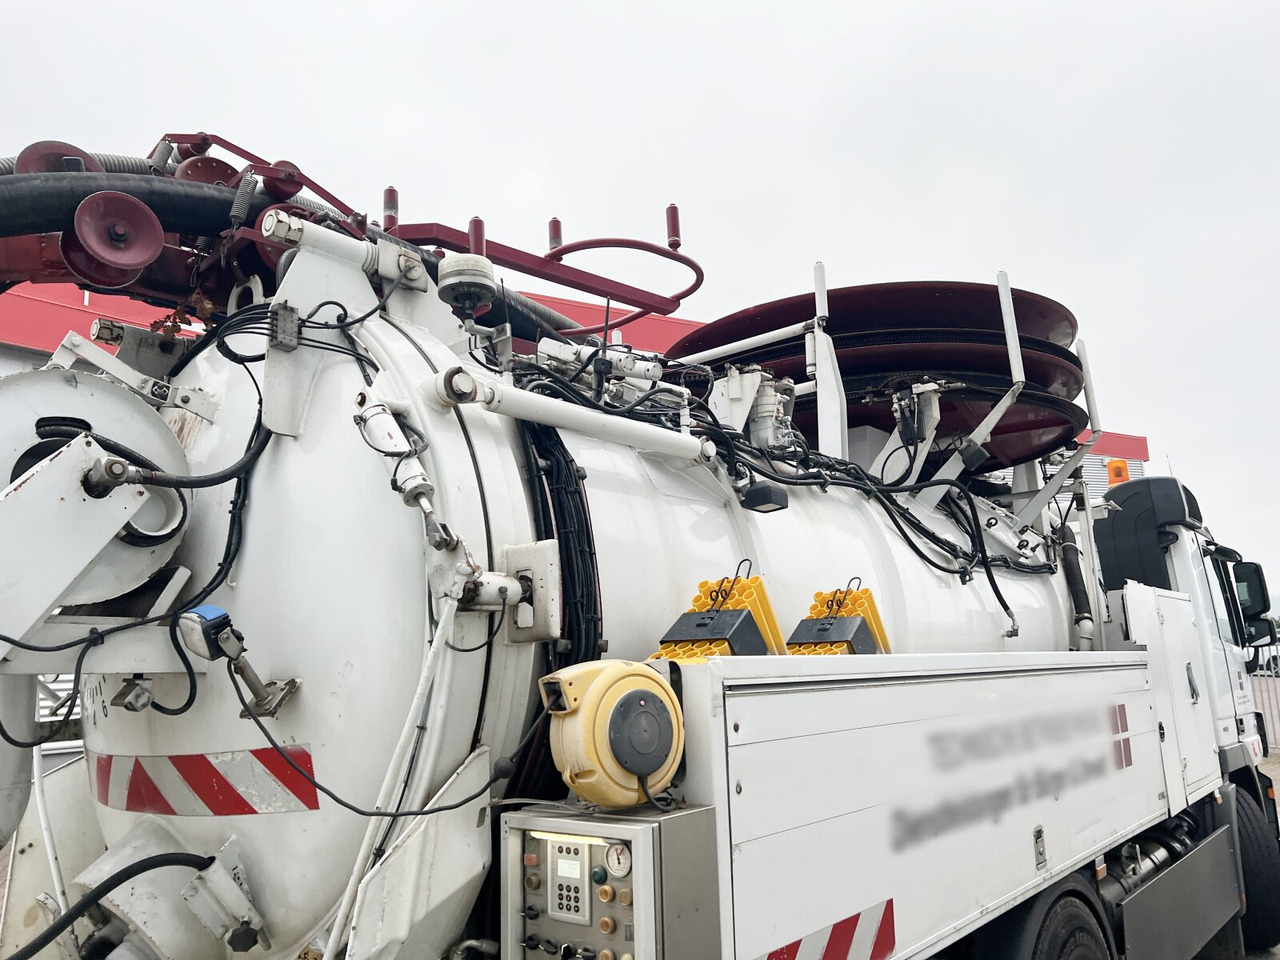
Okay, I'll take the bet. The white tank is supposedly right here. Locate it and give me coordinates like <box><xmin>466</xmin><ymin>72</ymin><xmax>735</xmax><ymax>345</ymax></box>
<box><xmin>13</xmin><ymin>229</ymin><xmax>1078</xmax><ymax>960</ymax></box>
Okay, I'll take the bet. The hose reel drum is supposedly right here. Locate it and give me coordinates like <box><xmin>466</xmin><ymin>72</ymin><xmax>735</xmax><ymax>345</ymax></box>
<box><xmin>539</xmin><ymin>660</ymin><xmax>685</xmax><ymax>808</ymax></box>
<box><xmin>0</xmin><ymin>369</ymin><xmax>190</xmax><ymax>604</ymax></box>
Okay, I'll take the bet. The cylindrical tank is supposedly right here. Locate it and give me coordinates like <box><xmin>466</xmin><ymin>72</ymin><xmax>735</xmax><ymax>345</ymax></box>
<box><xmin>72</xmin><ymin>274</ymin><xmax>1074</xmax><ymax>959</ymax></box>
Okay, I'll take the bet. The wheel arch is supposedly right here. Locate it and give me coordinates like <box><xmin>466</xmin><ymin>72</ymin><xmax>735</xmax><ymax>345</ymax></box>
<box><xmin>971</xmin><ymin>868</ymin><xmax>1117</xmax><ymax>960</ymax></box>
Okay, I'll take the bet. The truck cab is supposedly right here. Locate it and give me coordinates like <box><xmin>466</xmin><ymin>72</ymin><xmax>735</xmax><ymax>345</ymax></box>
<box><xmin>1095</xmin><ymin>476</ymin><xmax>1276</xmax><ymax>788</ymax></box>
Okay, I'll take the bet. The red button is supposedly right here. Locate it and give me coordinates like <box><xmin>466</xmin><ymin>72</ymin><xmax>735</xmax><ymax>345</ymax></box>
<box><xmin>524</xmin><ymin>853</ymin><xmax>539</xmax><ymax>867</ymax></box>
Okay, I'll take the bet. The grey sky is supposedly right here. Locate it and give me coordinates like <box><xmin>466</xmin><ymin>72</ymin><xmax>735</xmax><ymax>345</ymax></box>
<box><xmin>4</xmin><ymin>1</ymin><xmax>1279</xmax><ymax>571</ymax></box>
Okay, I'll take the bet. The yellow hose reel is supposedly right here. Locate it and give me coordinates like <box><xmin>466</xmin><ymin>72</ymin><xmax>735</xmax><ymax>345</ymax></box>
<box><xmin>539</xmin><ymin>660</ymin><xmax>684</xmax><ymax>808</ymax></box>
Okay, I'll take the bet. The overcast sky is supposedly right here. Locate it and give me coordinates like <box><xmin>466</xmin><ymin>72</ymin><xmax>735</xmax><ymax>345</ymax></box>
<box><xmin>4</xmin><ymin>2</ymin><xmax>1279</xmax><ymax>573</ymax></box>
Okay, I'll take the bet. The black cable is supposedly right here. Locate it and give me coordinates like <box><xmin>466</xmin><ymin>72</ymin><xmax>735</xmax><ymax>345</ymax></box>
<box><xmin>0</xmin><ymin>852</ymin><xmax>214</xmax><ymax>960</ymax></box>
<box><xmin>446</xmin><ymin>604</ymin><xmax>507</xmax><ymax>653</ymax></box>
<box><xmin>124</xmin><ymin>426</ymin><xmax>272</xmax><ymax>489</ymax></box>
<box><xmin>229</xmin><ymin>658</ymin><xmax>547</xmax><ymax>819</ymax></box>
<box><xmin>378</xmin><ymin>316</ymin><xmax>498</xmax><ymax>755</ymax></box>
<box><xmin>0</xmin><ymin>638</ymin><xmax>99</xmax><ymax>749</ymax></box>
<box><xmin>151</xmin><ymin>386</ymin><xmax>266</xmax><ymax>717</ymax></box>
<box><xmin>639</xmin><ymin>775</ymin><xmax>675</xmax><ymax>812</ymax></box>
<box><xmin>300</xmin><ymin>263</ymin><xmax>414</xmax><ymax>330</ymax></box>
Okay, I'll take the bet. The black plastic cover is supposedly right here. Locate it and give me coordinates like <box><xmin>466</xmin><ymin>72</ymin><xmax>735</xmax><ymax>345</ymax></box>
<box><xmin>1094</xmin><ymin>477</ymin><xmax>1202</xmax><ymax>591</ymax></box>
<box><xmin>786</xmin><ymin>615</ymin><xmax>879</xmax><ymax>654</ymax></box>
<box><xmin>660</xmin><ymin>609</ymin><xmax>769</xmax><ymax>656</ymax></box>
<box><xmin>608</xmin><ymin>689</ymin><xmax>675</xmax><ymax>777</ymax></box>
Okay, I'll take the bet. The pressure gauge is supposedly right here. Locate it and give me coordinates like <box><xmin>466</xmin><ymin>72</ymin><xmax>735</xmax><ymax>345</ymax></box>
<box><xmin>604</xmin><ymin>843</ymin><xmax>631</xmax><ymax>878</ymax></box>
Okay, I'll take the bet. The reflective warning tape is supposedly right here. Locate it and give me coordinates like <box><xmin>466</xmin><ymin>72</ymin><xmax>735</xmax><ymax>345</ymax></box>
<box><xmin>85</xmin><ymin>746</ymin><xmax>320</xmax><ymax>816</ymax></box>
<box><xmin>761</xmin><ymin>899</ymin><xmax>895</xmax><ymax>960</ymax></box>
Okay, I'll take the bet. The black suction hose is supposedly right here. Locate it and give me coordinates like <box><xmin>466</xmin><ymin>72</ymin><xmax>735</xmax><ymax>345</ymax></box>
<box><xmin>1</xmin><ymin>853</ymin><xmax>214</xmax><ymax>960</ymax></box>
<box><xmin>0</xmin><ymin>172</ymin><xmax>583</xmax><ymax>341</ymax></box>
<box><xmin>0</xmin><ymin>173</ymin><xmax>271</xmax><ymax>239</ymax></box>
<box><xmin>1058</xmin><ymin>523</ymin><xmax>1093</xmax><ymax>624</ymax></box>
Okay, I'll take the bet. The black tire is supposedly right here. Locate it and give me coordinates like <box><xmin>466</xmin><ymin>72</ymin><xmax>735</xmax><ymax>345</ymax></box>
<box><xmin>1239</xmin><ymin>790</ymin><xmax>1280</xmax><ymax>951</ymax></box>
<box><xmin>1030</xmin><ymin>895</ymin><xmax>1111</xmax><ymax>960</ymax></box>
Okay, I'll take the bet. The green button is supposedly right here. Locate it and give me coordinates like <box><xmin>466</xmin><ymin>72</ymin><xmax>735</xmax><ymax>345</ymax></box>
<box><xmin>591</xmin><ymin>865</ymin><xmax>608</xmax><ymax>885</ymax></box>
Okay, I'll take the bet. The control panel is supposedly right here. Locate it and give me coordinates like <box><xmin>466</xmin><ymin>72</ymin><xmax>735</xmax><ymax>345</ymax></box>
<box><xmin>502</xmin><ymin>805</ymin><xmax>718</xmax><ymax>960</ymax></box>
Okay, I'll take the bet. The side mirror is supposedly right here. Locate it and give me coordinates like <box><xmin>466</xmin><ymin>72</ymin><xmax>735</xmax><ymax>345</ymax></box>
<box><xmin>1245</xmin><ymin>617</ymin><xmax>1277</xmax><ymax>648</ymax></box>
<box><xmin>1234</xmin><ymin>562</ymin><xmax>1271</xmax><ymax>619</ymax></box>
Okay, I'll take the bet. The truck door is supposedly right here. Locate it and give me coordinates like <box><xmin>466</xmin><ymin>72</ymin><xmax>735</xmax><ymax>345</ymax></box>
<box><xmin>1194</xmin><ymin>538</ymin><xmax>1257</xmax><ymax>748</ymax></box>
<box><xmin>1158</xmin><ymin>590</ymin><xmax>1223</xmax><ymax>802</ymax></box>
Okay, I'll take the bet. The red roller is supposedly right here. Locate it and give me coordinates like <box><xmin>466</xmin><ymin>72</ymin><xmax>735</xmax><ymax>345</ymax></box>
<box><xmin>59</xmin><ymin>191</ymin><xmax>163</xmax><ymax>289</ymax></box>
<box><xmin>14</xmin><ymin>140</ymin><xmax>104</xmax><ymax>174</ymax></box>
<box><xmin>263</xmin><ymin>161</ymin><xmax>304</xmax><ymax>201</ymax></box>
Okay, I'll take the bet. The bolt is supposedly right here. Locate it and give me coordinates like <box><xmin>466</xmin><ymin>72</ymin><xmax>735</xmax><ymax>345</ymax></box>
<box><xmin>985</xmin><ymin>517</ymin><xmax>998</xmax><ymax>528</ymax></box>
<box><xmin>107</xmin><ymin>223</ymin><xmax>131</xmax><ymax>244</ymax></box>
<box><xmin>106</xmin><ymin>460</ymin><xmax>127</xmax><ymax>479</ymax></box>
<box><xmin>179</xmin><ymin>395</ymin><xmax>190</xmax><ymax>404</ymax></box>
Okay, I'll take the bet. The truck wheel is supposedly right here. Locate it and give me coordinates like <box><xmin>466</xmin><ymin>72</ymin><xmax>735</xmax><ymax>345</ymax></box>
<box><xmin>1238</xmin><ymin>790</ymin><xmax>1280</xmax><ymax>951</ymax></box>
<box><xmin>1030</xmin><ymin>896</ymin><xmax>1110</xmax><ymax>960</ymax></box>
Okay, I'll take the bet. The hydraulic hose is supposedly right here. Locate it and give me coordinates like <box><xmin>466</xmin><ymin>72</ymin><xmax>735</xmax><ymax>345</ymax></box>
<box><xmin>0</xmin><ymin>852</ymin><xmax>214</xmax><ymax>960</ymax></box>
<box><xmin>123</xmin><ymin>426</ymin><xmax>272</xmax><ymax>488</ymax></box>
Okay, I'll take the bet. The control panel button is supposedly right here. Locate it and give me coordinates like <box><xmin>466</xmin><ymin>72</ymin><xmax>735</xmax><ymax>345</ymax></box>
<box><xmin>590</xmin><ymin>864</ymin><xmax>608</xmax><ymax>885</ymax></box>
<box><xmin>597</xmin><ymin>884</ymin><xmax>614</xmax><ymax>903</ymax></box>
<box><xmin>524</xmin><ymin>853</ymin><xmax>540</xmax><ymax>868</ymax></box>
<box><xmin>618</xmin><ymin>888</ymin><xmax>632</xmax><ymax>907</ymax></box>
<box><xmin>599</xmin><ymin>916</ymin><xmax>617</xmax><ymax>935</ymax></box>
<box><xmin>524</xmin><ymin>874</ymin><xmax>542</xmax><ymax>891</ymax></box>
<box><xmin>599</xmin><ymin>951</ymin><xmax>615</xmax><ymax>960</ymax></box>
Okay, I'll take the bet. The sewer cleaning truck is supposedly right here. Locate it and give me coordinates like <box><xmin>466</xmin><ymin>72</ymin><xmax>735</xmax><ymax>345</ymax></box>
<box><xmin>0</xmin><ymin>133</ymin><xmax>1277</xmax><ymax>960</ymax></box>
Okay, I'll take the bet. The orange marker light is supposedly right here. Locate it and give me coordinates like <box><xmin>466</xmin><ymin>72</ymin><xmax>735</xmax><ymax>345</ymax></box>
<box><xmin>1106</xmin><ymin>459</ymin><xmax>1130</xmax><ymax>486</ymax></box>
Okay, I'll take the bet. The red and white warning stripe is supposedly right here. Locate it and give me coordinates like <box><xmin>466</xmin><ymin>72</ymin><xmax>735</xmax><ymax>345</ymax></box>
<box><xmin>762</xmin><ymin>898</ymin><xmax>895</xmax><ymax>960</ymax></box>
<box><xmin>85</xmin><ymin>746</ymin><xmax>320</xmax><ymax>816</ymax></box>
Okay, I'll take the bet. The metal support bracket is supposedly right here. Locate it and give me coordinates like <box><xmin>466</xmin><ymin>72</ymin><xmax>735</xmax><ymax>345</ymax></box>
<box><xmin>0</xmin><ymin>436</ymin><xmax>150</xmax><ymax>657</ymax></box>
<box><xmin>916</xmin><ymin>271</ymin><xmax>1026</xmax><ymax>511</ymax></box>
<box><xmin>181</xmin><ymin>836</ymin><xmax>271</xmax><ymax>953</ymax></box>
<box><xmin>503</xmin><ymin>540</ymin><xmax>562</xmax><ymax>643</ymax></box>
<box><xmin>46</xmin><ymin>332</ymin><xmax>219</xmax><ymax>422</ymax></box>
<box><xmin>808</xmin><ymin>263</ymin><xmax>849</xmax><ymax>460</ymax></box>
<box><xmin>1014</xmin><ymin>338</ymin><xmax>1101</xmax><ymax>526</ymax></box>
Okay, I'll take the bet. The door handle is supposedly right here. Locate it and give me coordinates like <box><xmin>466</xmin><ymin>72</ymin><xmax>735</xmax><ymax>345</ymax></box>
<box><xmin>1186</xmin><ymin>662</ymin><xmax>1200</xmax><ymax>704</ymax></box>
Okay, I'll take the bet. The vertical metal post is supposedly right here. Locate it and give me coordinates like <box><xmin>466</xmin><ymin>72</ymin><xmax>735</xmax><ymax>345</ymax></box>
<box><xmin>382</xmin><ymin>187</ymin><xmax>399</xmax><ymax>234</ymax></box>
<box><xmin>810</xmin><ymin>262</ymin><xmax>848</xmax><ymax>459</ymax></box>
<box><xmin>996</xmin><ymin>271</ymin><xmax>1025</xmax><ymax>386</ymax></box>
<box><xmin>1074</xmin><ymin>476</ymin><xmax>1102</xmax><ymax>644</ymax></box>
